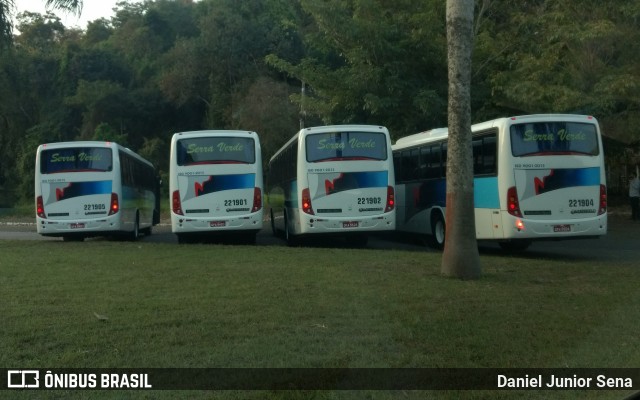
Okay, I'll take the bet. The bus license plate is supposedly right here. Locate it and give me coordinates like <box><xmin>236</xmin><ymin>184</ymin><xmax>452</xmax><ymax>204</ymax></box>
<box><xmin>553</xmin><ymin>224</ymin><xmax>571</xmax><ymax>232</ymax></box>
<box><xmin>210</xmin><ymin>221</ymin><xmax>226</xmax><ymax>227</ymax></box>
<box><xmin>343</xmin><ymin>221</ymin><xmax>359</xmax><ymax>228</ymax></box>
<box><xmin>70</xmin><ymin>223</ymin><xmax>85</xmax><ymax>229</ymax></box>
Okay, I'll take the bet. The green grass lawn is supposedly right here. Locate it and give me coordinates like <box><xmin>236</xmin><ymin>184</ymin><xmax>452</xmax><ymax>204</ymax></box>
<box><xmin>1</xmin><ymin>240</ymin><xmax>638</xmax><ymax>399</ymax></box>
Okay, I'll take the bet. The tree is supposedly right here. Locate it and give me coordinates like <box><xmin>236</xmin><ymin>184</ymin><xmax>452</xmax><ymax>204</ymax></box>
<box><xmin>0</xmin><ymin>0</ymin><xmax>82</xmax><ymax>46</ymax></box>
<box><xmin>484</xmin><ymin>0</ymin><xmax>640</xmax><ymax>143</ymax></box>
<box><xmin>440</xmin><ymin>0</ymin><xmax>480</xmax><ymax>279</ymax></box>
<box><xmin>0</xmin><ymin>0</ymin><xmax>13</xmax><ymax>47</ymax></box>
<box><xmin>266</xmin><ymin>0</ymin><xmax>448</xmax><ymax>136</ymax></box>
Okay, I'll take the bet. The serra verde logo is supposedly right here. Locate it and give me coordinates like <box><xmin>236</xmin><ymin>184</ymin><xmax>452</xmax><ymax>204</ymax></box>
<box><xmin>317</xmin><ymin>137</ymin><xmax>377</xmax><ymax>150</ymax></box>
<box><xmin>50</xmin><ymin>152</ymin><xmax>102</xmax><ymax>162</ymax></box>
<box><xmin>523</xmin><ymin>128</ymin><xmax>586</xmax><ymax>142</ymax></box>
<box><xmin>187</xmin><ymin>142</ymin><xmax>244</xmax><ymax>154</ymax></box>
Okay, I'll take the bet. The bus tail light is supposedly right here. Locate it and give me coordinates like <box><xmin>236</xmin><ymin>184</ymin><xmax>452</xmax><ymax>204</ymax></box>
<box><xmin>507</xmin><ymin>186</ymin><xmax>522</xmax><ymax>217</ymax></box>
<box><xmin>108</xmin><ymin>193</ymin><xmax>119</xmax><ymax>215</ymax></box>
<box><xmin>598</xmin><ymin>184</ymin><xmax>607</xmax><ymax>215</ymax></box>
<box><xmin>302</xmin><ymin>188</ymin><xmax>314</xmax><ymax>215</ymax></box>
<box><xmin>36</xmin><ymin>196</ymin><xmax>46</xmax><ymax>218</ymax></box>
<box><xmin>172</xmin><ymin>190</ymin><xmax>183</xmax><ymax>216</ymax></box>
<box><xmin>385</xmin><ymin>186</ymin><xmax>395</xmax><ymax>212</ymax></box>
<box><xmin>251</xmin><ymin>187</ymin><xmax>262</xmax><ymax>212</ymax></box>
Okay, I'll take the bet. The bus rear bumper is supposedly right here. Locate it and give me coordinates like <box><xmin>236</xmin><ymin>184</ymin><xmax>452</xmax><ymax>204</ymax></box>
<box><xmin>299</xmin><ymin>213</ymin><xmax>395</xmax><ymax>234</ymax></box>
<box><xmin>501</xmin><ymin>213</ymin><xmax>607</xmax><ymax>240</ymax></box>
<box><xmin>171</xmin><ymin>212</ymin><xmax>264</xmax><ymax>233</ymax></box>
<box><xmin>36</xmin><ymin>215</ymin><xmax>123</xmax><ymax>236</ymax></box>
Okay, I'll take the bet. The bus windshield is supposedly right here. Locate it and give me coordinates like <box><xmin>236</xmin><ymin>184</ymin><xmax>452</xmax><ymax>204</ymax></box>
<box><xmin>40</xmin><ymin>147</ymin><xmax>113</xmax><ymax>174</ymax></box>
<box><xmin>177</xmin><ymin>137</ymin><xmax>255</xmax><ymax>166</ymax></box>
<box><xmin>510</xmin><ymin>122</ymin><xmax>599</xmax><ymax>157</ymax></box>
<box><xmin>306</xmin><ymin>131</ymin><xmax>387</xmax><ymax>162</ymax></box>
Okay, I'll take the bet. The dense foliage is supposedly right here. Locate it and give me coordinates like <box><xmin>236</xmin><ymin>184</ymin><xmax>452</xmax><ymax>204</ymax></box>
<box><xmin>1</xmin><ymin>0</ymin><xmax>639</xmax><ymax>203</ymax></box>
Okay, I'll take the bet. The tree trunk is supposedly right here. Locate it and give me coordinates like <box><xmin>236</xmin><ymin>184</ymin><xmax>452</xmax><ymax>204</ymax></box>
<box><xmin>441</xmin><ymin>0</ymin><xmax>481</xmax><ymax>279</ymax></box>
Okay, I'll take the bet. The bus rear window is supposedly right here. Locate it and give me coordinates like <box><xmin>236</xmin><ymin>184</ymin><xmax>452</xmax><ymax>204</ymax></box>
<box><xmin>306</xmin><ymin>131</ymin><xmax>387</xmax><ymax>162</ymax></box>
<box><xmin>40</xmin><ymin>147</ymin><xmax>113</xmax><ymax>174</ymax></box>
<box><xmin>510</xmin><ymin>122</ymin><xmax>599</xmax><ymax>157</ymax></box>
<box><xmin>177</xmin><ymin>137</ymin><xmax>255</xmax><ymax>165</ymax></box>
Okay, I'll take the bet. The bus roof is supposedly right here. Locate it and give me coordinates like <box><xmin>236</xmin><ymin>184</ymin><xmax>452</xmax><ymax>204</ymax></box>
<box><xmin>172</xmin><ymin>130</ymin><xmax>258</xmax><ymax>140</ymax></box>
<box><xmin>393</xmin><ymin>114</ymin><xmax>598</xmax><ymax>150</ymax></box>
<box><xmin>300</xmin><ymin>124</ymin><xmax>388</xmax><ymax>134</ymax></box>
<box><xmin>39</xmin><ymin>140</ymin><xmax>119</xmax><ymax>149</ymax></box>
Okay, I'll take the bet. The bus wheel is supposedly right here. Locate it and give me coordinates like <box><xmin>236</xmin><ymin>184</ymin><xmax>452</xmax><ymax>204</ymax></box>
<box><xmin>270</xmin><ymin>209</ymin><xmax>277</xmax><ymax>236</ymax></box>
<box><xmin>429</xmin><ymin>213</ymin><xmax>446</xmax><ymax>250</ymax></box>
<box><xmin>285</xmin><ymin>216</ymin><xmax>298</xmax><ymax>246</ymax></box>
<box><xmin>499</xmin><ymin>240</ymin><xmax>531</xmax><ymax>252</ymax></box>
<box><xmin>129</xmin><ymin>214</ymin><xmax>140</xmax><ymax>241</ymax></box>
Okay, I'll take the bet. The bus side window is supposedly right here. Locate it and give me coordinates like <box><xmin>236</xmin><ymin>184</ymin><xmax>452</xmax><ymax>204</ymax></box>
<box><xmin>400</xmin><ymin>150</ymin><xmax>412</xmax><ymax>182</ymax></box>
<box><xmin>472</xmin><ymin>138</ymin><xmax>482</xmax><ymax>176</ymax></box>
<box><xmin>441</xmin><ymin>143</ymin><xmax>447</xmax><ymax>177</ymax></box>
<box><xmin>472</xmin><ymin>134</ymin><xmax>497</xmax><ymax>176</ymax></box>
<box><xmin>410</xmin><ymin>148</ymin><xmax>420</xmax><ymax>179</ymax></box>
<box><xmin>482</xmin><ymin>135</ymin><xmax>497</xmax><ymax>175</ymax></box>
<box><xmin>426</xmin><ymin>145</ymin><xmax>440</xmax><ymax>179</ymax></box>
<box><xmin>393</xmin><ymin>152</ymin><xmax>402</xmax><ymax>183</ymax></box>
<box><xmin>419</xmin><ymin>146</ymin><xmax>430</xmax><ymax>180</ymax></box>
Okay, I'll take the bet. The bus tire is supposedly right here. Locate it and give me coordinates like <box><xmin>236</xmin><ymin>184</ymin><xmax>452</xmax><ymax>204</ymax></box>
<box><xmin>142</xmin><ymin>226</ymin><xmax>152</xmax><ymax>236</ymax></box>
<box><xmin>129</xmin><ymin>213</ymin><xmax>140</xmax><ymax>241</ymax></box>
<box><xmin>270</xmin><ymin>209</ymin><xmax>277</xmax><ymax>236</ymax></box>
<box><xmin>429</xmin><ymin>212</ymin><xmax>446</xmax><ymax>250</ymax></box>
<box><xmin>284</xmin><ymin>215</ymin><xmax>298</xmax><ymax>246</ymax></box>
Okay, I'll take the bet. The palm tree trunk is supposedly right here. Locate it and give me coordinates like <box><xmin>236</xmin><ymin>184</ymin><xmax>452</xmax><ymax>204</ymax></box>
<box><xmin>441</xmin><ymin>0</ymin><xmax>481</xmax><ymax>280</ymax></box>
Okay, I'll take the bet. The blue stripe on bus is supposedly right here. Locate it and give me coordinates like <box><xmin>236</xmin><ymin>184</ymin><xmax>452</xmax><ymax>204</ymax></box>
<box><xmin>474</xmin><ymin>176</ymin><xmax>499</xmax><ymax>208</ymax></box>
<box><xmin>402</xmin><ymin>176</ymin><xmax>498</xmax><ymax>223</ymax></box>
<box><xmin>55</xmin><ymin>180</ymin><xmax>112</xmax><ymax>202</ymax></box>
<box><xmin>534</xmin><ymin>167</ymin><xmax>600</xmax><ymax>195</ymax></box>
<box><xmin>323</xmin><ymin>171</ymin><xmax>388</xmax><ymax>196</ymax></box>
<box><xmin>412</xmin><ymin>177</ymin><xmax>498</xmax><ymax>209</ymax></box>
<box><xmin>352</xmin><ymin>171</ymin><xmax>388</xmax><ymax>188</ymax></box>
<box><xmin>195</xmin><ymin>173</ymin><xmax>255</xmax><ymax>197</ymax></box>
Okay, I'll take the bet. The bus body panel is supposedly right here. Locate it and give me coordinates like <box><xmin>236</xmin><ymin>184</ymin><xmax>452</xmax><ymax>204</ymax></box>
<box><xmin>396</xmin><ymin>176</ymin><xmax>501</xmax><ymax>240</ymax></box>
<box><xmin>307</xmin><ymin>170</ymin><xmax>389</xmax><ymax>216</ymax></box>
<box><xmin>268</xmin><ymin>125</ymin><xmax>396</xmax><ymax>241</ymax></box>
<box><xmin>40</xmin><ymin>179</ymin><xmax>113</xmax><ymax>220</ymax></box>
<box><xmin>513</xmin><ymin>166</ymin><xmax>601</xmax><ymax>221</ymax></box>
<box><xmin>393</xmin><ymin>114</ymin><xmax>607</xmax><ymax>247</ymax></box>
<box><xmin>169</xmin><ymin>130</ymin><xmax>263</xmax><ymax>235</ymax></box>
<box><xmin>35</xmin><ymin>141</ymin><xmax>159</xmax><ymax>239</ymax></box>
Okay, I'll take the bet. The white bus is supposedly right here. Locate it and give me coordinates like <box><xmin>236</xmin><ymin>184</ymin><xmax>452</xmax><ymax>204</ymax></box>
<box><xmin>169</xmin><ymin>130</ymin><xmax>263</xmax><ymax>243</ymax></box>
<box><xmin>392</xmin><ymin>114</ymin><xmax>607</xmax><ymax>251</ymax></box>
<box><xmin>35</xmin><ymin>141</ymin><xmax>160</xmax><ymax>241</ymax></box>
<box><xmin>267</xmin><ymin>124</ymin><xmax>396</xmax><ymax>246</ymax></box>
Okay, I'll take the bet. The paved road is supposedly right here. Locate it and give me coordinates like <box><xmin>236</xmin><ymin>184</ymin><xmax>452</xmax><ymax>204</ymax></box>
<box><xmin>478</xmin><ymin>216</ymin><xmax>638</xmax><ymax>262</ymax></box>
<box><xmin>1</xmin><ymin>214</ymin><xmax>637</xmax><ymax>262</ymax></box>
